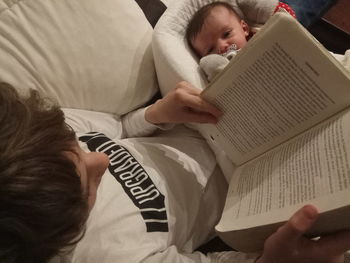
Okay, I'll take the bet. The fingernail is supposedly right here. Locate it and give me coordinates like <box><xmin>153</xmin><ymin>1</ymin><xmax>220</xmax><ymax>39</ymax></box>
<box><xmin>303</xmin><ymin>205</ymin><xmax>318</xmax><ymax>220</ymax></box>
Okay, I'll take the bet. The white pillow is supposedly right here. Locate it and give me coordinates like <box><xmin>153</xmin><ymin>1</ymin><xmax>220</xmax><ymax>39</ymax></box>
<box><xmin>152</xmin><ymin>0</ymin><xmax>278</xmax><ymax>95</ymax></box>
<box><xmin>0</xmin><ymin>0</ymin><xmax>158</xmax><ymax>114</ymax></box>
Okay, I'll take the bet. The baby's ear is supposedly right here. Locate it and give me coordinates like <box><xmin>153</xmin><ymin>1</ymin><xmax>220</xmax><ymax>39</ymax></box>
<box><xmin>241</xmin><ymin>20</ymin><xmax>250</xmax><ymax>37</ymax></box>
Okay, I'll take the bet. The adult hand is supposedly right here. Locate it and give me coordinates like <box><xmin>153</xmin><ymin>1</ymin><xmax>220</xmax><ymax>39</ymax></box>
<box><xmin>257</xmin><ymin>205</ymin><xmax>350</xmax><ymax>263</ymax></box>
<box><xmin>145</xmin><ymin>81</ymin><xmax>222</xmax><ymax>124</ymax></box>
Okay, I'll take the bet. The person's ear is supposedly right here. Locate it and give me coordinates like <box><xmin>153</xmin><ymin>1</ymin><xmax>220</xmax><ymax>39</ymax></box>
<box><xmin>241</xmin><ymin>20</ymin><xmax>250</xmax><ymax>37</ymax></box>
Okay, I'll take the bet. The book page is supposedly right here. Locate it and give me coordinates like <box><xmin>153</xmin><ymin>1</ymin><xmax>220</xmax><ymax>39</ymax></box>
<box><xmin>201</xmin><ymin>13</ymin><xmax>350</xmax><ymax>165</ymax></box>
<box><xmin>217</xmin><ymin>108</ymin><xmax>350</xmax><ymax>235</ymax></box>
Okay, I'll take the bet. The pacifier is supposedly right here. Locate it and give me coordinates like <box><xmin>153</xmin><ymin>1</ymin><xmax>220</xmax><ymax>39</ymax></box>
<box><xmin>220</xmin><ymin>44</ymin><xmax>239</xmax><ymax>60</ymax></box>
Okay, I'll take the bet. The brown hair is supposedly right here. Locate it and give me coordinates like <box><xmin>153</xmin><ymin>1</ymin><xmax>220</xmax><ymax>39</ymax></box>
<box><xmin>0</xmin><ymin>83</ymin><xmax>89</xmax><ymax>262</ymax></box>
<box><xmin>186</xmin><ymin>2</ymin><xmax>240</xmax><ymax>51</ymax></box>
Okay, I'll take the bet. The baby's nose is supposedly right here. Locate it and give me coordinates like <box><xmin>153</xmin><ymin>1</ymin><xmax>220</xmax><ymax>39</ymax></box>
<box><xmin>217</xmin><ymin>39</ymin><xmax>230</xmax><ymax>54</ymax></box>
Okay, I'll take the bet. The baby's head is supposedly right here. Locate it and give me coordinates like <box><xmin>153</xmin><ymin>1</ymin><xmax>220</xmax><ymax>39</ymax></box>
<box><xmin>186</xmin><ymin>1</ymin><xmax>250</xmax><ymax>58</ymax></box>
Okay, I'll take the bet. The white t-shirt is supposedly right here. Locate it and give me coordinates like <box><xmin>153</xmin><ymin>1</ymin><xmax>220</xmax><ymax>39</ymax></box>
<box><xmin>52</xmin><ymin>107</ymin><xmax>258</xmax><ymax>263</ymax></box>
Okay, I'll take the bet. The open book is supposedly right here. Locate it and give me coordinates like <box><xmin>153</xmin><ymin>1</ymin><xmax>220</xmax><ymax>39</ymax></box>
<box><xmin>200</xmin><ymin>12</ymin><xmax>350</xmax><ymax>252</ymax></box>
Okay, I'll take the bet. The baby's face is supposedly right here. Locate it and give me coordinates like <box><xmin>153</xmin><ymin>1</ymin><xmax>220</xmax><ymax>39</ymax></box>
<box><xmin>191</xmin><ymin>6</ymin><xmax>249</xmax><ymax>57</ymax></box>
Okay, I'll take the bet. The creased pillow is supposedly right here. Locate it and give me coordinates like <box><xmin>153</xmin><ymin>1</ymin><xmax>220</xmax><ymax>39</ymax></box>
<box><xmin>0</xmin><ymin>0</ymin><xmax>158</xmax><ymax>114</ymax></box>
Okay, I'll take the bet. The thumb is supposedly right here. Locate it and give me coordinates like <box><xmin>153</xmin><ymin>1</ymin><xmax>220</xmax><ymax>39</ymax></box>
<box><xmin>277</xmin><ymin>205</ymin><xmax>319</xmax><ymax>241</ymax></box>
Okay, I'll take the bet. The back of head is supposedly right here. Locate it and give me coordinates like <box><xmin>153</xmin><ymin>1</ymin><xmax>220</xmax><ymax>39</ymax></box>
<box><xmin>186</xmin><ymin>1</ymin><xmax>240</xmax><ymax>49</ymax></box>
<box><xmin>0</xmin><ymin>83</ymin><xmax>89</xmax><ymax>262</ymax></box>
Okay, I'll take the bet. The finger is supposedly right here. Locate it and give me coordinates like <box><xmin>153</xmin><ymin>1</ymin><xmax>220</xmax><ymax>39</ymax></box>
<box><xmin>277</xmin><ymin>205</ymin><xmax>319</xmax><ymax>241</ymax></box>
<box><xmin>175</xmin><ymin>81</ymin><xmax>197</xmax><ymax>92</ymax></box>
<box><xmin>181</xmin><ymin>94</ymin><xmax>223</xmax><ymax>118</ymax></box>
<box><xmin>173</xmin><ymin>83</ymin><xmax>222</xmax><ymax>117</ymax></box>
<box><xmin>175</xmin><ymin>81</ymin><xmax>208</xmax><ymax>97</ymax></box>
<box><xmin>180</xmin><ymin>111</ymin><xmax>219</xmax><ymax>124</ymax></box>
<box><xmin>181</xmin><ymin>84</ymin><xmax>202</xmax><ymax>95</ymax></box>
<box><xmin>315</xmin><ymin>230</ymin><xmax>350</xmax><ymax>257</ymax></box>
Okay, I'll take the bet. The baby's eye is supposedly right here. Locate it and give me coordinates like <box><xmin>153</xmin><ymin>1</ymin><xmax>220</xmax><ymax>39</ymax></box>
<box><xmin>223</xmin><ymin>30</ymin><xmax>232</xmax><ymax>38</ymax></box>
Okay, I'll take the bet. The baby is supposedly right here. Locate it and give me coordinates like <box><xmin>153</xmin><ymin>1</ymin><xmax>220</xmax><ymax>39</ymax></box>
<box><xmin>186</xmin><ymin>1</ymin><xmax>296</xmax><ymax>81</ymax></box>
<box><xmin>186</xmin><ymin>1</ymin><xmax>250</xmax><ymax>58</ymax></box>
